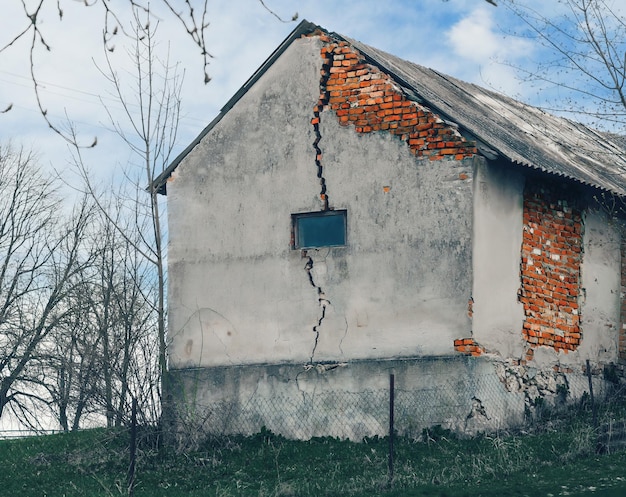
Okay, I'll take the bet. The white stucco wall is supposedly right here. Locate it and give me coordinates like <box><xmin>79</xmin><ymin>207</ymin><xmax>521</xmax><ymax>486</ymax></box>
<box><xmin>166</xmin><ymin>36</ymin><xmax>474</xmax><ymax>369</ymax></box>
<box><xmin>537</xmin><ymin>207</ymin><xmax>621</xmax><ymax>369</ymax></box>
<box><xmin>471</xmin><ymin>159</ymin><xmax>526</xmax><ymax>358</ymax></box>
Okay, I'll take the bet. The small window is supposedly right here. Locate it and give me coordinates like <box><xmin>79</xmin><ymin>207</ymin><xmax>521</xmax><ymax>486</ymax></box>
<box><xmin>292</xmin><ymin>210</ymin><xmax>347</xmax><ymax>249</ymax></box>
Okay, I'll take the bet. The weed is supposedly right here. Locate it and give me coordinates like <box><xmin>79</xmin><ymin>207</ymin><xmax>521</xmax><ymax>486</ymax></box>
<box><xmin>604</xmin><ymin>364</ymin><xmax>621</xmax><ymax>385</ymax></box>
<box><xmin>421</xmin><ymin>425</ymin><xmax>456</xmax><ymax>443</ymax></box>
<box><xmin>3</xmin><ymin>400</ymin><xmax>626</xmax><ymax>496</ymax></box>
<box><xmin>556</xmin><ymin>383</ymin><xmax>569</xmax><ymax>398</ymax></box>
<box><xmin>559</xmin><ymin>423</ymin><xmax>596</xmax><ymax>461</ymax></box>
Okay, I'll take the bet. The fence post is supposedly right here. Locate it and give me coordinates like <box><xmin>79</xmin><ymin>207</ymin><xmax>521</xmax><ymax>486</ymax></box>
<box><xmin>128</xmin><ymin>398</ymin><xmax>137</xmax><ymax>497</ymax></box>
<box><xmin>388</xmin><ymin>373</ymin><xmax>395</xmax><ymax>488</ymax></box>
<box><xmin>586</xmin><ymin>359</ymin><xmax>598</xmax><ymax>429</ymax></box>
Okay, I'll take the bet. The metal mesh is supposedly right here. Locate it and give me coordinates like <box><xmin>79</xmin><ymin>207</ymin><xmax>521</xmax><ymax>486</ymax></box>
<box><xmin>173</xmin><ymin>360</ymin><xmax>615</xmax><ymax>442</ymax></box>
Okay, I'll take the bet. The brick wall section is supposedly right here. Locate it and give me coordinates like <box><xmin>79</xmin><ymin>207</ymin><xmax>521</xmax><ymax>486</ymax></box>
<box><xmin>454</xmin><ymin>338</ymin><xmax>485</xmax><ymax>356</ymax></box>
<box><xmin>313</xmin><ymin>34</ymin><xmax>477</xmax><ymax>160</ymax></box>
<box><xmin>620</xmin><ymin>231</ymin><xmax>626</xmax><ymax>361</ymax></box>
<box><xmin>519</xmin><ymin>182</ymin><xmax>583</xmax><ymax>352</ymax></box>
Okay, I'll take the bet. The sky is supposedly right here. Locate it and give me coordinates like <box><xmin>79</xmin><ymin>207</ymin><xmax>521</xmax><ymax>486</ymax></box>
<box><xmin>0</xmin><ymin>0</ymin><xmax>622</xmax><ymax>433</ymax></box>
<box><xmin>0</xmin><ymin>0</ymin><xmax>602</xmax><ymax>188</ymax></box>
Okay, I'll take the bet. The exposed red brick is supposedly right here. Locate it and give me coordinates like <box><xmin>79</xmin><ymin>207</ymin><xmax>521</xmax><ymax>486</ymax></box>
<box><xmin>316</xmin><ymin>39</ymin><xmax>477</xmax><ymax>161</ymax></box>
<box><xmin>454</xmin><ymin>338</ymin><xmax>486</xmax><ymax>356</ymax></box>
<box><xmin>519</xmin><ymin>182</ymin><xmax>583</xmax><ymax>352</ymax></box>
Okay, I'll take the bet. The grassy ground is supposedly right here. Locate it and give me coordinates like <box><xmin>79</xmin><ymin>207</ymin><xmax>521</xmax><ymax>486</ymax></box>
<box><xmin>1</xmin><ymin>416</ymin><xmax>626</xmax><ymax>497</ymax></box>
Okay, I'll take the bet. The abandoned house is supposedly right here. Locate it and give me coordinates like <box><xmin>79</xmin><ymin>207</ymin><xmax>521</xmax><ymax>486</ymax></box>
<box><xmin>155</xmin><ymin>20</ymin><xmax>626</xmax><ymax>439</ymax></box>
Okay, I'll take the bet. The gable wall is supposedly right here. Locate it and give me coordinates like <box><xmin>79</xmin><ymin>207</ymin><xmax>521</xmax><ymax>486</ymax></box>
<box><xmin>166</xmin><ymin>34</ymin><xmax>476</xmax><ymax>370</ymax></box>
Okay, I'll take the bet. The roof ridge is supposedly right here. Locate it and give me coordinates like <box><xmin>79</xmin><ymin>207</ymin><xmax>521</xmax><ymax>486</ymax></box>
<box><xmin>155</xmin><ymin>20</ymin><xmax>626</xmax><ymax>198</ymax></box>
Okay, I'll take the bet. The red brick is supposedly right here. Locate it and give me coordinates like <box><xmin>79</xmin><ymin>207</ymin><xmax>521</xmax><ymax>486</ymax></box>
<box><xmin>317</xmin><ymin>38</ymin><xmax>476</xmax><ymax>164</ymax></box>
<box><xmin>520</xmin><ymin>182</ymin><xmax>583</xmax><ymax>354</ymax></box>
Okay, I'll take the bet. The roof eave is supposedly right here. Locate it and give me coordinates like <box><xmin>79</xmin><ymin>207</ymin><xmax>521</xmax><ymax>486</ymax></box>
<box><xmin>153</xmin><ymin>19</ymin><xmax>322</xmax><ymax>195</ymax></box>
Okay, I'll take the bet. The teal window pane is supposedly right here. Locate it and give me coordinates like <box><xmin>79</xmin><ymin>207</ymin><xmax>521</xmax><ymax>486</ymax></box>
<box><xmin>293</xmin><ymin>210</ymin><xmax>346</xmax><ymax>249</ymax></box>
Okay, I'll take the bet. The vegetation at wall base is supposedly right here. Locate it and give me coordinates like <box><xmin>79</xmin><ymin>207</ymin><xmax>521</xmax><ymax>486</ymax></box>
<box><xmin>1</xmin><ymin>415</ymin><xmax>626</xmax><ymax>497</ymax></box>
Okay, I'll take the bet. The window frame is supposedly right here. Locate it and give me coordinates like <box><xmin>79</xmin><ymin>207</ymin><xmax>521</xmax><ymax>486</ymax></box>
<box><xmin>291</xmin><ymin>209</ymin><xmax>347</xmax><ymax>250</ymax></box>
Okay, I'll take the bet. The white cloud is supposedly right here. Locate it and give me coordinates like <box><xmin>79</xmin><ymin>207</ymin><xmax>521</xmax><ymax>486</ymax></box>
<box><xmin>0</xmin><ymin>0</ymin><xmax>556</xmax><ymax>185</ymax></box>
<box><xmin>448</xmin><ymin>6</ymin><xmax>500</xmax><ymax>62</ymax></box>
<box><xmin>445</xmin><ymin>5</ymin><xmax>536</xmax><ymax>98</ymax></box>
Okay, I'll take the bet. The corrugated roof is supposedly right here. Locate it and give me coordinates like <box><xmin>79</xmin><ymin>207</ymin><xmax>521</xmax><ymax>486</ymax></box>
<box><xmin>344</xmin><ymin>36</ymin><xmax>626</xmax><ymax>197</ymax></box>
<box><xmin>155</xmin><ymin>20</ymin><xmax>626</xmax><ymax>197</ymax></box>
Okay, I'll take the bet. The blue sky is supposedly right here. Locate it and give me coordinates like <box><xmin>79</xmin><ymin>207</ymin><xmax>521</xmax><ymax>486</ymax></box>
<box><xmin>0</xmin><ymin>0</ymin><xmax>604</xmax><ymax>183</ymax></box>
<box><xmin>0</xmin><ymin>0</ymin><xmax>621</xmax><ymax>433</ymax></box>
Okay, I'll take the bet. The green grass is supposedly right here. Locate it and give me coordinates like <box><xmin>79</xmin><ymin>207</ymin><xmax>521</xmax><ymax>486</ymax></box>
<box><xmin>1</xmin><ymin>419</ymin><xmax>626</xmax><ymax>497</ymax></box>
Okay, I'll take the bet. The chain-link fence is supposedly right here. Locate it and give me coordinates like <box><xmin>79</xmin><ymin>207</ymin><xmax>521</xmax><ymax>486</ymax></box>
<box><xmin>170</xmin><ymin>356</ymin><xmax>619</xmax><ymax>444</ymax></box>
<box><xmin>0</xmin><ymin>429</ymin><xmax>65</xmax><ymax>440</ymax></box>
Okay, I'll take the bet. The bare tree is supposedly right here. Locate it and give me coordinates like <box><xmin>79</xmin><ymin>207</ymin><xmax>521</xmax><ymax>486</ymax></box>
<box><xmin>86</xmin><ymin>199</ymin><xmax>161</xmax><ymax>428</ymax></box>
<box><xmin>0</xmin><ymin>145</ymin><xmax>94</xmax><ymax>423</ymax></box>
<box><xmin>0</xmin><ymin>1</ymin><xmax>300</xmax><ymax>143</ymax></box>
<box><xmin>37</xmin><ymin>296</ymin><xmax>102</xmax><ymax>431</ymax></box>
<box><xmin>501</xmin><ymin>0</ymin><xmax>626</xmax><ymax>131</ymax></box>
<box><xmin>102</xmin><ymin>9</ymin><xmax>179</xmax><ymax>404</ymax></box>
<box><xmin>2</xmin><ymin>3</ymin><xmax>210</xmax><ymax>90</ymax></box>
<box><xmin>71</xmin><ymin>8</ymin><xmax>182</xmax><ymax>426</ymax></box>
<box><xmin>39</xmin><ymin>197</ymin><xmax>160</xmax><ymax>431</ymax></box>
<box><xmin>13</xmin><ymin>4</ymin><xmax>188</xmax><ymax>433</ymax></box>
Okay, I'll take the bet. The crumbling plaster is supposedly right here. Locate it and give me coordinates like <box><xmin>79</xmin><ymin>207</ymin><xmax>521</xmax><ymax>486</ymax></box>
<box><xmin>524</xmin><ymin>196</ymin><xmax>621</xmax><ymax>369</ymax></box>
<box><xmin>471</xmin><ymin>161</ymin><xmax>621</xmax><ymax>369</ymax></box>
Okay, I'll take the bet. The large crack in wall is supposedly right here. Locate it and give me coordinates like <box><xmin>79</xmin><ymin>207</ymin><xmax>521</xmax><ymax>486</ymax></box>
<box><xmin>297</xmin><ymin>39</ymin><xmax>337</xmax><ymax>365</ymax></box>
<box><xmin>313</xmin><ymin>47</ymin><xmax>332</xmax><ymax>211</ymax></box>
<box><xmin>304</xmin><ymin>256</ymin><xmax>330</xmax><ymax>364</ymax></box>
